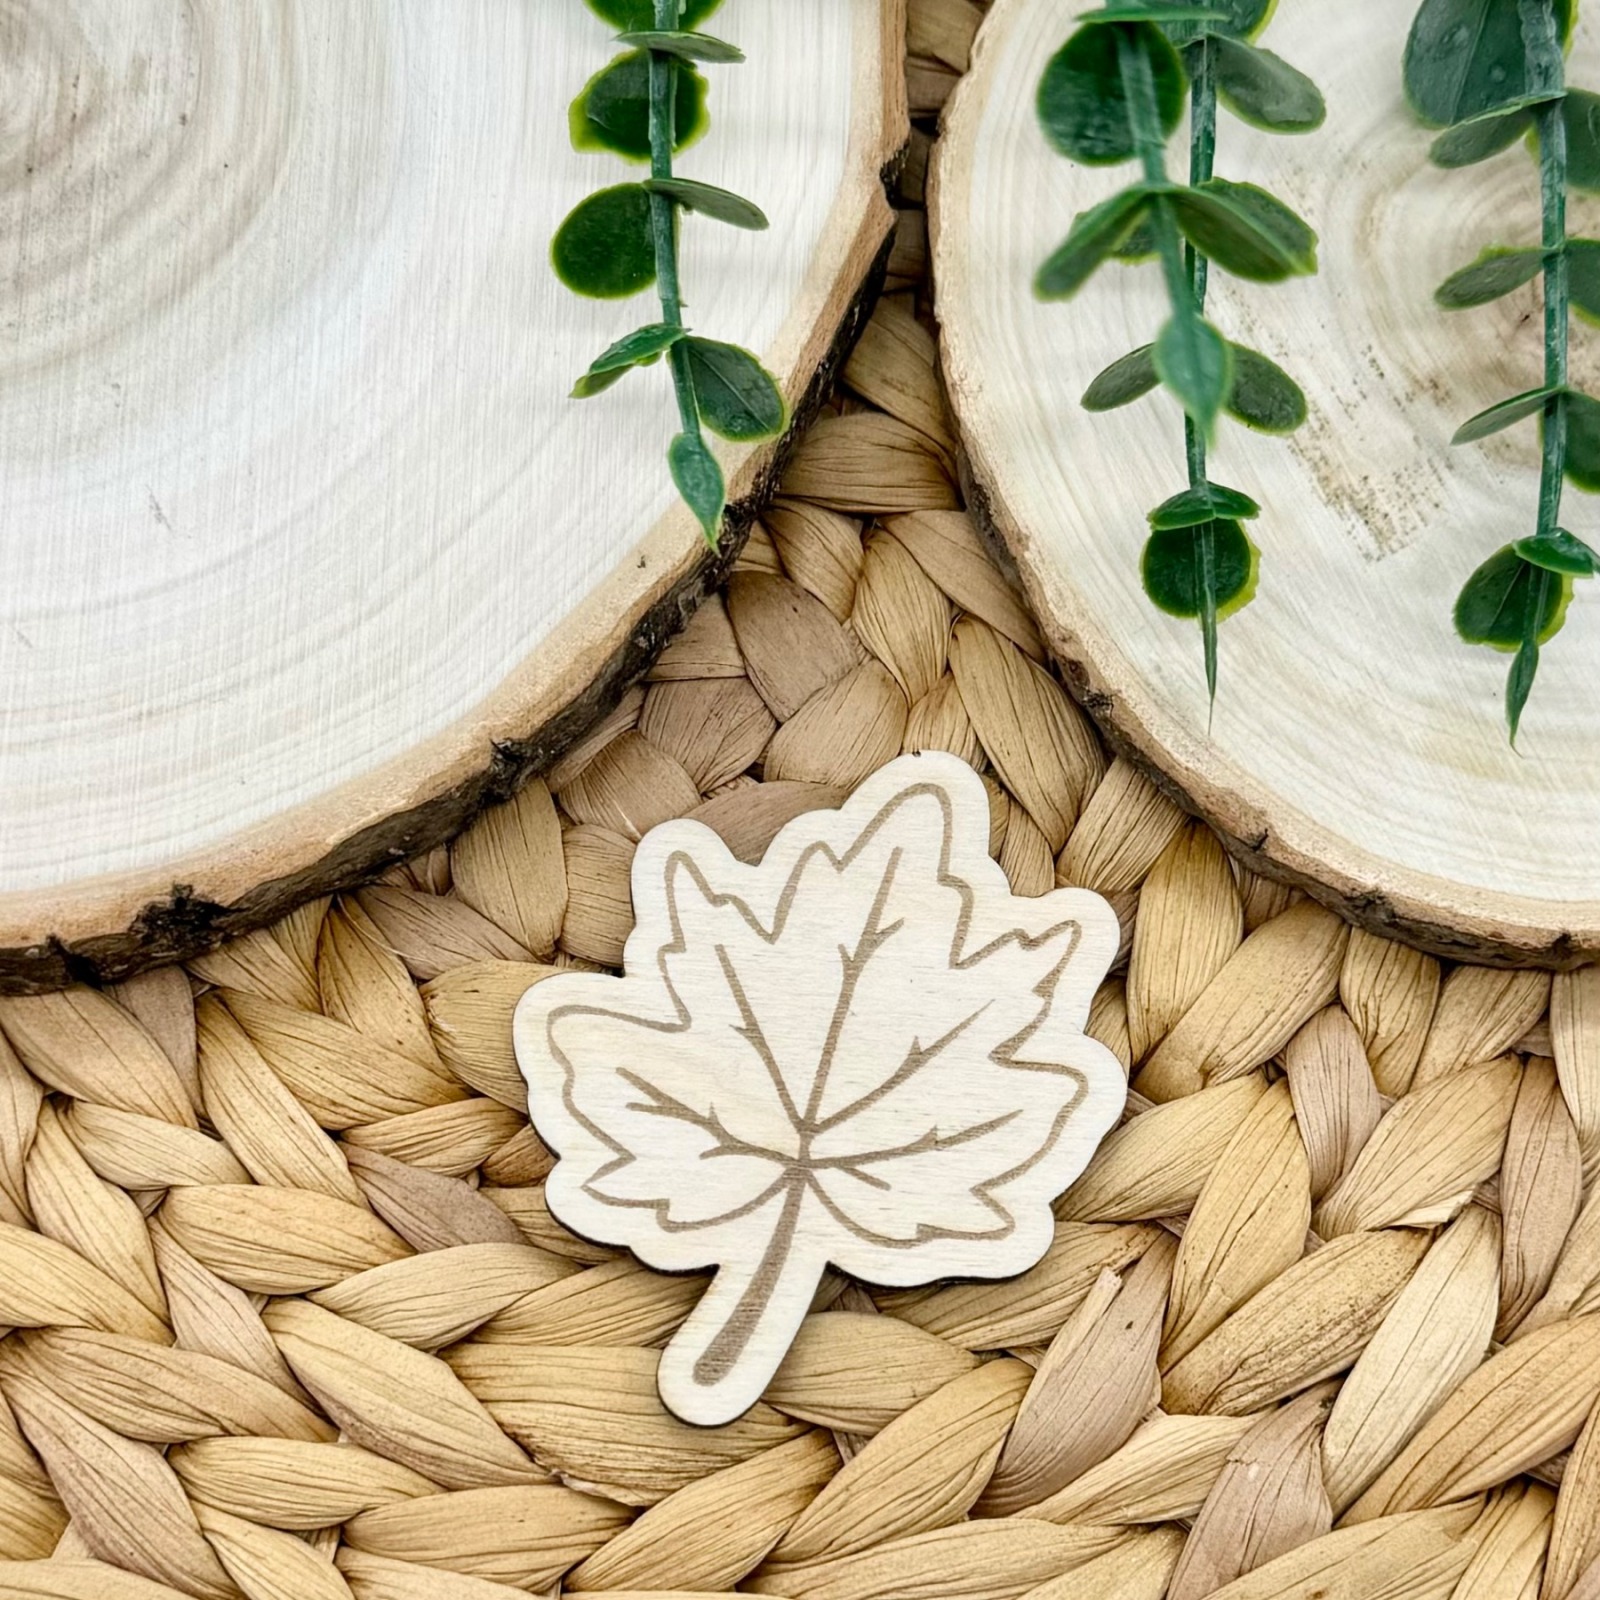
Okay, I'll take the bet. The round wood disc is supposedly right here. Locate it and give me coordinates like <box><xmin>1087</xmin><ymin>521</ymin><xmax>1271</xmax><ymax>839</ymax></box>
<box><xmin>934</xmin><ymin>0</ymin><xmax>1600</xmax><ymax>965</ymax></box>
<box><xmin>0</xmin><ymin>0</ymin><xmax>905</xmax><ymax>989</ymax></box>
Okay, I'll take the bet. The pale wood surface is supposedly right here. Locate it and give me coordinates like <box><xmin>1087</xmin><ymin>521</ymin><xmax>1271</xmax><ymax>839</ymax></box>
<box><xmin>934</xmin><ymin>0</ymin><xmax>1600</xmax><ymax>963</ymax></box>
<box><xmin>0</xmin><ymin>0</ymin><xmax>904</xmax><ymax>978</ymax></box>
<box><xmin>513</xmin><ymin>752</ymin><xmax>1124</xmax><ymax>1423</ymax></box>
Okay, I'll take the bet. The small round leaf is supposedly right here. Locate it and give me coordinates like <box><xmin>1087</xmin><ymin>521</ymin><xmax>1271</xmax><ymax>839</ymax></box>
<box><xmin>1083</xmin><ymin>344</ymin><xmax>1160</xmax><ymax>411</ymax></box>
<box><xmin>1452</xmin><ymin>386</ymin><xmax>1558</xmax><ymax>446</ymax></box>
<box><xmin>1513</xmin><ymin>529</ymin><xmax>1600</xmax><ymax>576</ymax></box>
<box><xmin>1163</xmin><ymin>0</ymin><xmax>1275</xmax><ymax>43</ymax></box>
<box><xmin>1564</xmin><ymin>390</ymin><xmax>1600</xmax><ymax>491</ymax></box>
<box><xmin>685</xmin><ymin>338</ymin><xmax>786</xmax><ymax>441</ymax></box>
<box><xmin>570</xmin><ymin>51</ymin><xmax>708</xmax><ymax>161</ymax></box>
<box><xmin>1435</xmin><ymin>247</ymin><xmax>1545</xmax><ymax>309</ymax></box>
<box><xmin>1037</xmin><ymin>22</ymin><xmax>1187</xmax><ymax>166</ymax></box>
<box><xmin>669</xmin><ymin>432</ymin><xmax>726</xmax><ymax>544</ymax></box>
<box><xmin>573</xmin><ymin>322</ymin><xmax>687</xmax><ymax>396</ymax></box>
<box><xmin>1567</xmin><ymin>238</ymin><xmax>1600</xmax><ymax>323</ymax></box>
<box><xmin>1404</xmin><ymin>0</ymin><xmax>1574</xmax><ymax>127</ymax></box>
<box><xmin>1225</xmin><ymin>343</ymin><xmax>1307</xmax><ymax>433</ymax></box>
<box><xmin>617</xmin><ymin>30</ymin><xmax>744</xmax><ymax>64</ymax></box>
<box><xmin>647</xmin><ymin>178</ymin><xmax>768</xmax><ymax>230</ymax></box>
<box><xmin>1455</xmin><ymin>545</ymin><xmax>1572</xmax><ymax>649</ymax></box>
<box><xmin>1036</xmin><ymin>187</ymin><xmax>1160</xmax><ymax>300</ymax></box>
<box><xmin>1149</xmin><ymin>482</ymin><xmax>1262</xmax><ymax>528</ymax></box>
<box><xmin>1212</xmin><ymin>36</ymin><xmax>1325</xmax><ymax>132</ymax></box>
<box><xmin>1079</xmin><ymin>3</ymin><xmax>1227</xmax><ymax>21</ymax></box>
<box><xmin>1565</xmin><ymin>90</ymin><xmax>1600</xmax><ymax>193</ymax></box>
<box><xmin>1429</xmin><ymin>101</ymin><xmax>1537</xmax><ymax>167</ymax></box>
<box><xmin>1174</xmin><ymin>179</ymin><xmax>1317</xmax><ymax>280</ymax></box>
<box><xmin>1142</xmin><ymin>519</ymin><xmax>1259</xmax><ymax>618</ymax></box>
<box><xmin>586</xmin><ymin>0</ymin><xmax>722</xmax><ymax>27</ymax></box>
<box><xmin>552</xmin><ymin>185</ymin><xmax>657</xmax><ymax>299</ymax></box>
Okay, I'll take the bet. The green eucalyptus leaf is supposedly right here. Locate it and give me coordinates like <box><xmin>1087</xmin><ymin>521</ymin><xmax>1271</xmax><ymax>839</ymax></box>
<box><xmin>1568</xmin><ymin>238</ymin><xmax>1600</xmax><ymax>322</ymax></box>
<box><xmin>1155</xmin><ymin>312</ymin><xmax>1233</xmax><ymax>436</ymax></box>
<box><xmin>572</xmin><ymin>322</ymin><xmax>687</xmax><ymax>396</ymax></box>
<box><xmin>1564</xmin><ymin>390</ymin><xmax>1600</xmax><ymax>491</ymax></box>
<box><xmin>1211</xmin><ymin>37</ymin><xmax>1326</xmax><ymax>132</ymax></box>
<box><xmin>1199</xmin><ymin>178</ymin><xmax>1317</xmax><ymax>269</ymax></box>
<box><xmin>1143</xmin><ymin>518</ymin><xmax>1260</xmax><ymax>701</ymax></box>
<box><xmin>570</xmin><ymin>51</ymin><xmax>708</xmax><ymax>160</ymax></box>
<box><xmin>1455</xmin><ymin>545</ymin><xmax>1572</xmax><ymax>649</ymax></box>
<box><xmin>1163</xmin><ymin>0</ymin><xmax>1274</xmax><ymax>43</ymax></box>
<box><xmin>1505</xmin><ymin>636</ymin><xmax>1539</xmax><ymax>743</ymax></box>
<box><xmin>1036</xmin><ymin>22</ymin><xmax>1187</xmax><ymax>165</ymax></box>
<box><xmin>646</xmin><ymin>178</ymin><xmax>768</xmax><ymax>229</ymax></box>
<box><xmin>1429</xmin><ymin>102</ymin><xmax>1538</xmax><ymax>166</ymax></box>
<box><xmin>1403</xmin><ymin>0</ymin><xmax>1574</xmax><ymax>127</ymax></box>
<box><xmin>1225</xmin><ymin>343</ymin><xmax>1307</xmax><ymax>433</ymax></box>
<box><xmin>1077</xmin><ymin>2</ymin><xmax>1226</xmax><ymax>21</ymax></box>
<box><xmin>1036</xmin><ymin>186</ymin><xmax>1160</xmax><ymax>299</ymax></box>
<box><xmin>617</xmin><ymin>29</ymin><xmax>744</xmax><ymax>63</ymax></box>
<box><xmin>669</xmin><ymin>431</ymin><xmax>726</xmax><ymax>544</ymax></box>
<box><xmin>570</xmin><ymin>367</ymin><xmax>632</xmax><ymax>400</ymax></box>
<box><xmin>1564</xmin><ymin>90</ymin><xmax>1600</xmax><ymax>192</ymax></box>
<box><xmin>1513</xmin><ymin>529</ymin><xmax>1600</xmax><ymax>575</ymax></box>
<box><xmin>1435</xmin><ymin>246</ymin><xmax>1546</xmax><ymax>308</ymax></box>
<box><xmin>552</xmin><ymin>185</ymin><xmax>657</xmax><ymax>299</ymax></box>
<box><xmin>1451</xmin><ymin>385</ymin><xmax>1559</xmax><ymax>445</ymax></box>
<box><xmin>1149</xmin><ymin>482</ymin><xmax>1262</xmax><ymax>528</ymax></box>
<box><xmin>684</xmin><ymin>338</ymin><xmax>786</xmax><ymax>441</ymax></box>
<box><xmin>1142</xmin><ymin>519</ymin><xmax>1259</xmax><ymax>617</ymax></box>
<box><xmin>586</xmin><ymin>0</ymin><xmax>722</xmax><ymax>27</ymax></box>
<box><xmin>1082</xmin><ymin>344</ymin><xmax>1161</xmax><ymax>410</ymax></box>
<box><xmin>1114</xmin><ymin>216</ymin><xmax>1160</xmax><ymax>260</ymax></box>
<box><xmin>1171</xmin><ymin>180</ymin><xmax>1317</xmax><ymax>280</ymax></box>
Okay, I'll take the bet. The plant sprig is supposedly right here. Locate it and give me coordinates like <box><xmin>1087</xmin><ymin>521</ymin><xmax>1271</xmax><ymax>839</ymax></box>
<box><xmin>553</xmin><ymin>0</ymin><xmax>786</xmax><ymax>545</ymax></box>
<box><xmin>1034</xmin><ymin>0</ymin><xmax>1324</xmax><ymax>709</ymax></box>
<box><xmin>1406</xmin><ymin>0</ymin><xmax>1600</xmax><ymax>743</ymax></box>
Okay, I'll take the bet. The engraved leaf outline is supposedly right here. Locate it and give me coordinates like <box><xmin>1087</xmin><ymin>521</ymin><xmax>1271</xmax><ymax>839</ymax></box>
<box><xmin>517</xmin><ymin>754</ymin><xmax>1124</xmax><ymax>1423</ymax></box>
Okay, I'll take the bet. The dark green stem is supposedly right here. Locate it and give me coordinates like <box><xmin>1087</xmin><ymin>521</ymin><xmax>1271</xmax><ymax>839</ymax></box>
<box><xmin>1523</xmin><ymin>0</ymin><xmax>1568</xmax><ymax>541</ymax></box>
<box><xmin>1121</xmin><ymin>25</ymin><xmax>1224</xmax><ymax>711</ymax></box>
<box><xmin>1507</xmin><ymin>0</ymin><xmax>1567</xmax><ymax>742</ymax></box>
<box><xmin>648</xmin><ymin>0</ymin><xmax>701</xmax><ymax>445</ymax></box>
<box><xmin>1116</xmin><ymin>29</ymin><xmax>1193</xmax><ymax>342</ymax></box>
<box><xmin>1186</xmin><ymin>36</ymin><xmax>1221</xmax><ymax>711</ymax></box>
<box><xmin>1184</xmin><ymin>36</ymin><xmax>1218</xmax><ymax>490</ymax></box>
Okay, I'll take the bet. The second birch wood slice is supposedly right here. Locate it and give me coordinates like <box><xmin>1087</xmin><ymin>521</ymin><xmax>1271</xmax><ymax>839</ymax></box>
<box><xmin>933</xmin><ymin>0</ymin><xmax>1600</xmax><ymax>965</ymax></box>
<box><xmin>0</xmin><ymin>0</ymin><xmax>904</xmax><ymax>991</ymax></box>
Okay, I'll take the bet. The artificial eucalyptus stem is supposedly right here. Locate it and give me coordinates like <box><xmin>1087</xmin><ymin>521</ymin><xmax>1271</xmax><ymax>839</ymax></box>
<box><xmin>648</xmin><ymin>0</ymin><xmax>702</xmax><ymax>452</ymax></box>
<box><xmin>1117</xmin><ymin>24</ymin><xmax>1224</xmax><ymax>705</ymax></box>
<box><xmin>1117</xmin><ymin>31</ymin><xmax>1192</xmax><ymax>344</ymax></box>
<box><xmin>1518</xmin><ymin>0</ymin><xmax>1566</xmax><ymax>740</ymax></box>
<box><xmin>555</xmin><ymin>0</ymin><xmax>784</xmax><ymax>544</ymax></box>
<box><xmin>1185</xmin><ymin>34</ymin><xmax>1220</xmax><ymax>710</ymax></box>
<box><xmin>1526</xmin><ymin>0</ymin><xmax>1568</xmax><ymax>542</ymax></box>
<box><xmin>1184</xmin><ymin>36</ymin><xmax>1218</xmax><ymax>490</ymax></box>
<box><xmin>1411</xmin><ymin>0</ymin><xmax>1600</xmax><ymax>742</ymax></box>
<box><xmin>1034</xmin><ymin>3</ymin><xmax>1320</xmax><ymax>716</ymax></box>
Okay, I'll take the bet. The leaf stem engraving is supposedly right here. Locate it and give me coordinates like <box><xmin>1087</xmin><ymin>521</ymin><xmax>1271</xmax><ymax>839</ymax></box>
<box><xmin>692</xmin><ymin>1175</ymin><xmax>808</xmax><ymax>1385</ymax></box>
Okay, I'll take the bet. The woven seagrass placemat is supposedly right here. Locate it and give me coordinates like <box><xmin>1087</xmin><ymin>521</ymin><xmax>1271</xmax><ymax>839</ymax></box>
<box><xmin>0</xmin><ymin>6</ymin><xmax>1596</xmax><ymax>1597</ymax></box>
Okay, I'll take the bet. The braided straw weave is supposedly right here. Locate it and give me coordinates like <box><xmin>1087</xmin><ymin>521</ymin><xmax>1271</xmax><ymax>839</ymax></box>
<box><xmin>1</xmin><ymin>6</ymin><xmax>1598</xmax><ymax>1596</ymax></box>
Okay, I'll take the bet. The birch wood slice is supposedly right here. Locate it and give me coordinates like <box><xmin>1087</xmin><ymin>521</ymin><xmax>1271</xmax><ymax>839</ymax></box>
<box><xmin>934</xmin><ymin>0</ymin><xmax>1600</xmax><ymax>966</ymax></box>
<box><xmin>0</xmin><ymin>0</ymin><xmax>904</xmax><ymax>991</ymax></box>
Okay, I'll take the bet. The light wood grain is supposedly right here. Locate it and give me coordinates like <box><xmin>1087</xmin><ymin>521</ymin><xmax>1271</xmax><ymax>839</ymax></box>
<box><xmin>932</xmin><ymin>0</ymin><xmax>1600</xmax><ymax>964</ymax></box>
<box><xmin>0</xmin><ymin>0</ymin><xmax>905</xmax><ymax>989</ymax></box>
<box><xmin>513</xmin><ymin>752</ymin><xmax>1123</xmax><ymax>1423</ymax></box>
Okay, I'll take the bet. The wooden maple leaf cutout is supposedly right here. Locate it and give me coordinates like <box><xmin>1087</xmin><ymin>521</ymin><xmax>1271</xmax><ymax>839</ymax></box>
<box><xmin>514</xmin><ymin>751</ymin><xmax>1125</xmax><ymax>1425</ymax></box>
